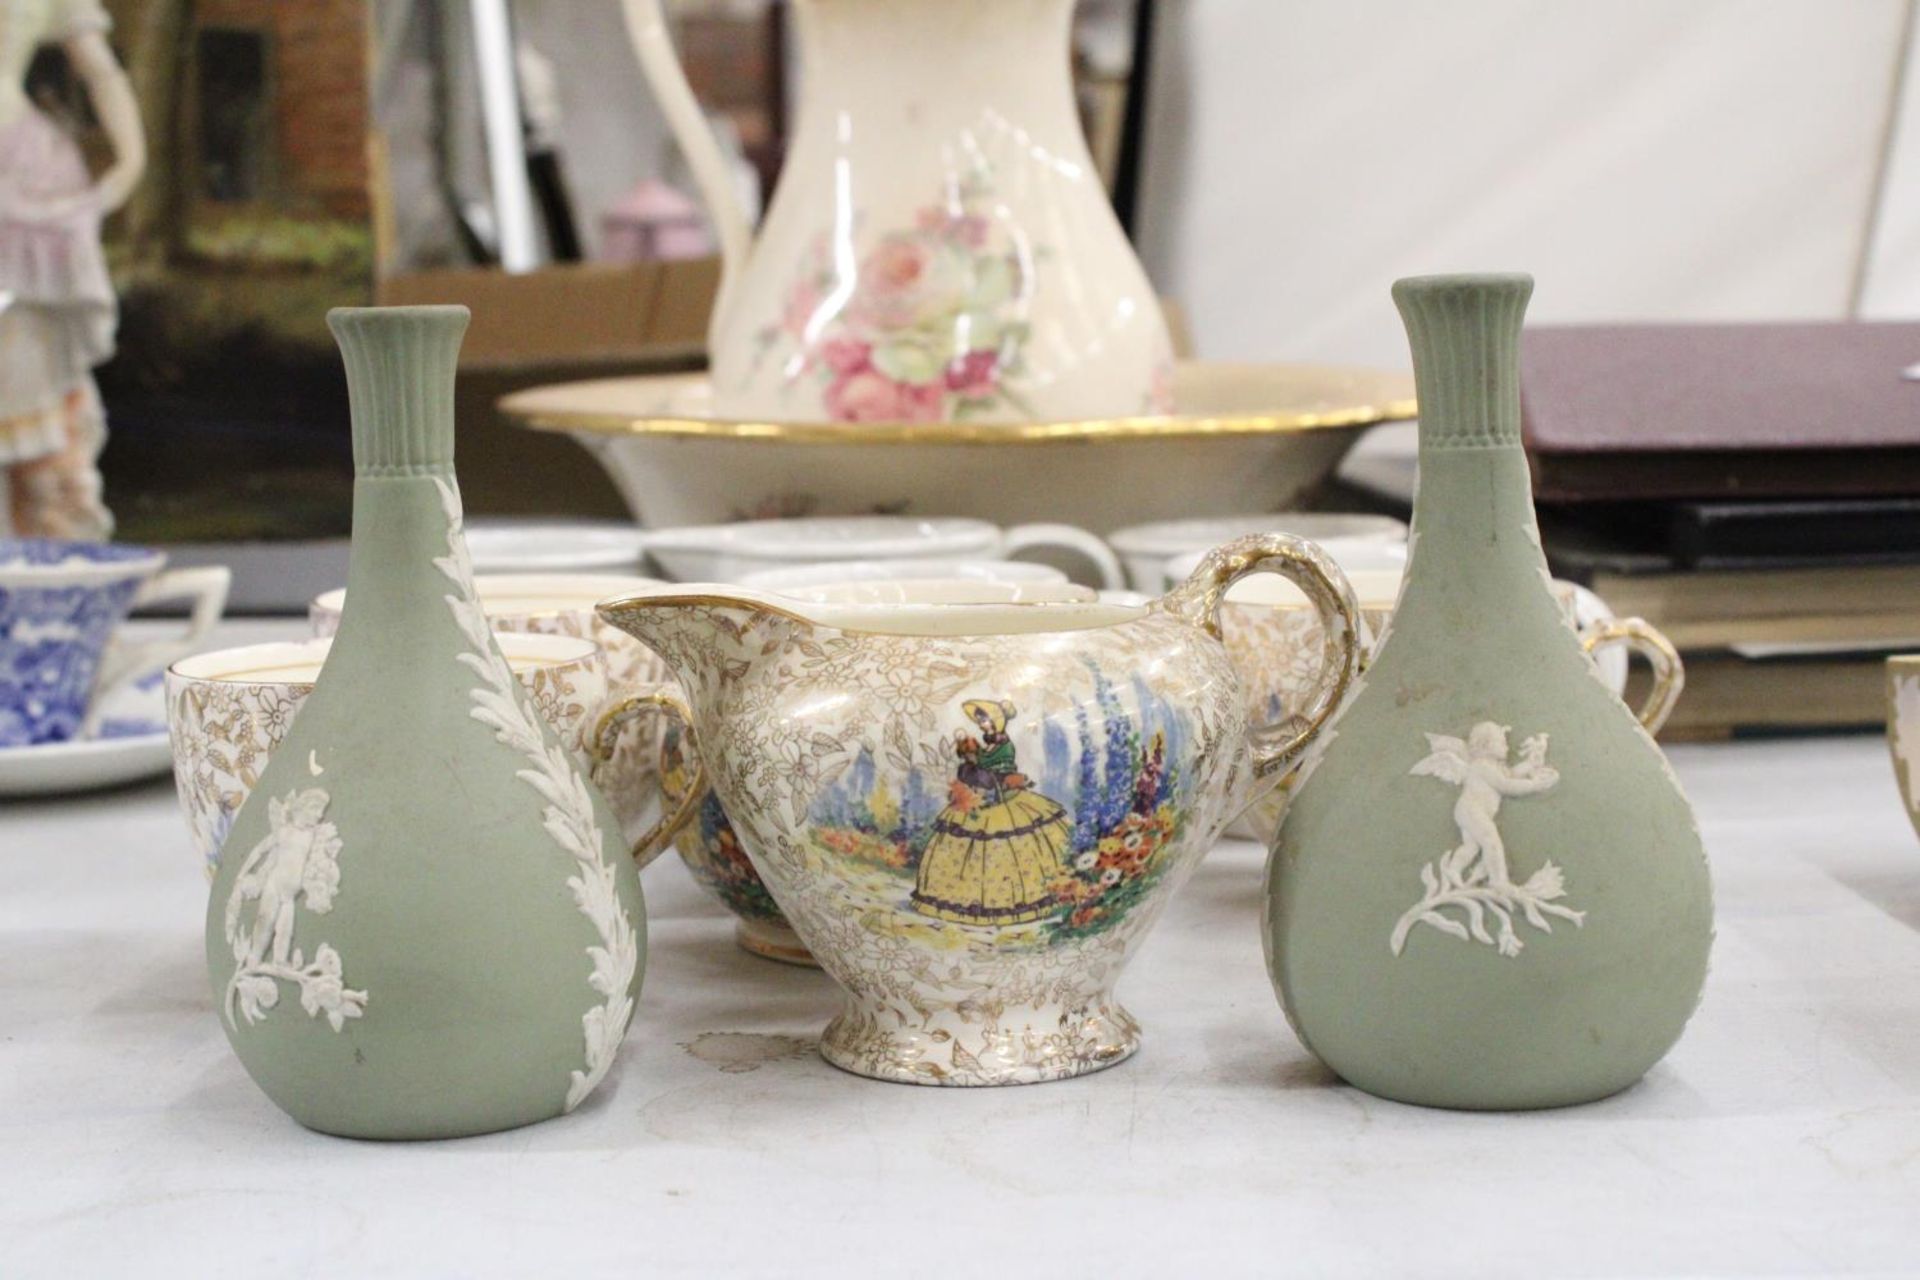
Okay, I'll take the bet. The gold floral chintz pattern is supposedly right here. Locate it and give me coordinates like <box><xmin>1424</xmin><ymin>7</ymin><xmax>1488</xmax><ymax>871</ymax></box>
<box><xmin>607</xmin><ymin>597</ymin><xmax>1260</xmax><ymax>1086</ymax></box>
<box><xmin>167</xmin><ymin>652</ymin><xmax>607</xmax><ymax>876</ymax></box>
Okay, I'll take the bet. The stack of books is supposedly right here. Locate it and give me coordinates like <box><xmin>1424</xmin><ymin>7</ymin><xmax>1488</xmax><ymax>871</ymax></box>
<box><xmin>1340</xmin><ymin>320</ymin><xmax>1920</xmax><ymax>738</ymax></box>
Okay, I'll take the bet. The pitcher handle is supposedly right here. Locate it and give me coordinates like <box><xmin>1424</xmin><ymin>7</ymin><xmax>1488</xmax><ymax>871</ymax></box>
<box><xmin>84</xmin><ymin>566</ymin><xmax>232</xmax><ymax>735</ymax></box>
<box><xmin>1161</xmin><ymin>533</ymin><xmax>1362</xmax><ymax>779</ymax></box>
<box><xmin>1580</xmin><ymin>616</ymin><xmax>1685</xmax><ymax>736</ymax></box>
<box><xmin>619</xmin><ymin>0</ymin><xmax>752</xmax><ymax>314</ymax></box>
<box><xmin>590</xmin><ymin>686</ymin><xmax>707</xmax><ymax>866</ymax></box>
<box><xmin>1000</xmin><ymin>523</ymin><xmax>1126</xmax><ymax>589</ymax></box>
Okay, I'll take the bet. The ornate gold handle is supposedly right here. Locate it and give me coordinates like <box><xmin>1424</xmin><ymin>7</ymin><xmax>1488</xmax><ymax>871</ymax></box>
<box><xmin>1161</xmin><ymin>532</ymin><xmax>1363</xmax><ymax>779</ymax></box>
<box><xmin>590</xmin><ymin>688</ymin><xmax>706</xmax><ymax>866</ymax></box>
<box><xmin>1580</xmin><ymin>616</ymin><xmax>1685</xmax><ymax>736</ymax></box>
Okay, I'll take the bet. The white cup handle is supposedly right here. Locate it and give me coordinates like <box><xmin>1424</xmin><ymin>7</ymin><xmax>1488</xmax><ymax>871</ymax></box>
<box><xmin>85</xmin><ymin>566</ymin><xmax>232</xmax><ymax>733</ymax></box>
<box><xmin>1000</xmin><ymin>523</ymin><xmax>1125</xmax><ymax>589</ymax></box>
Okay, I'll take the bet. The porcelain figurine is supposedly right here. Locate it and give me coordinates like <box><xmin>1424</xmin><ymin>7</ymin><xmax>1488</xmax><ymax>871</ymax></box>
<box><xmin>600</xmin><ymin>534</ymin><xmax>1360</xmax><ymax>1085</ymax></box>
<box><xmin>622</xmin><ymin>0</ymin><xmax>1174</xmax><ymax>423</ymax></box>
<box><xmin>204</xmin><ymin>307</ymin><xmax>645</xmax><ymax>1139</ymax></box>
<box><xmin>0</xmin><ymin>0</ymin><xmax>145</xmax><ymax>538</ymax></box>
<box><xmin>1266</xmin><ymin>275</ymin><xmax>1713</xmax><ymax>1110</ymax></box>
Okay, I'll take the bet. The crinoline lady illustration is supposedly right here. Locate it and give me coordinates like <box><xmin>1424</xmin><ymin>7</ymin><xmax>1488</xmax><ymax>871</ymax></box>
<box><xmin>912</xmin><ymin>698</ymin><xmax>1074</xmax><ymax>926</ymax></box>
<box><xmin>0</xmin><ymin>0</ymin><xmax>144</xmax><ymax>538</ymax></box>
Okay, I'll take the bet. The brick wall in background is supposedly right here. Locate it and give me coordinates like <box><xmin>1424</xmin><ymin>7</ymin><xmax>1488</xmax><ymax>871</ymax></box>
<box><xmin>194</xmin><ymin>0</ymin><xmax>370</xmax><ymax>218</ymax></box>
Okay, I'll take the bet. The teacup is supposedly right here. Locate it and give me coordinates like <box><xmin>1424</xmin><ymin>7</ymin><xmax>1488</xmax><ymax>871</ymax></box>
<box><xmin>167</xmin><ymin>633</ymin><xmax>606</xmax><ymax>875</ymax></box>
<box><xmin>1167</xmin><ymin>547</ymin><xmax>1684</xmax><ymax>843</ymax></box>
<box><xmin>0</xmin><ymin>539</ymin><xmax>230</xmax><ymax>747</ymax></box>
<box><xmin>1110</xmin><ymin>513</ymin><xmax>1406</xmax><ymax>591</ymax></box>
<box><xmin>602</xmin><ymin>534</ymin><xmax>1362</xmax><ymax>1085</ymax></box>
<box><xmin>639</xmin><ymin>515</ymin><xmax>1126</xmax><ymax>588</ymax></box>
<box><xmin>310</xmin><ymin>573</ymin><xmax>670</xmax><ymax>840</ymax></box>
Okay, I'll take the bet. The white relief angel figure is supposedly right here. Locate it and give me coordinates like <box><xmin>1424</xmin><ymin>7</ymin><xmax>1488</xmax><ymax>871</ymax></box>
<box><xmin>222</xmin><ymin>788</ymin><xmax>366</xmax><ymax>1031</ymax></box>
<box><xmin>1414</xmin><ymin>723</ymin><xmax>1557</xmax><ymax>889</ymax></box>
<box><xmin>1390</xmin><ymin>722</ymin><xmax>1585</xmax><ymax>958</ymax></box>
<box><xmin>226</xmin><ymin>789</ymin><xmax>342</xmax><ymax>967</ymax></box>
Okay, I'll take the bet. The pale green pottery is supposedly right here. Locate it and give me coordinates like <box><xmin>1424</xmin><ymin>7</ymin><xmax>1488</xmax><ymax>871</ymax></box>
<box><xmin>1265</xmin><ymin>275</ymin><xmax>1712</xmax><ymax>1110</ymax></box>
<box><xmin>204</xmin><ymin>306</ymin><xmax>646</xmax><ymax>1139</ymax></box>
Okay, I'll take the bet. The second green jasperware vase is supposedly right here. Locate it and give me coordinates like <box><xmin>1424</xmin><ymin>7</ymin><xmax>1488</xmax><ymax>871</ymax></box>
<box><xmin>204</xmin><ymin>306</ymin><xmax>646</xmax><ymax>1138</ymax></box>
<box><xmin>1265</xmin><ymin>274</ymin><xmax>1713</xmax><ymax>1110</ymax></box>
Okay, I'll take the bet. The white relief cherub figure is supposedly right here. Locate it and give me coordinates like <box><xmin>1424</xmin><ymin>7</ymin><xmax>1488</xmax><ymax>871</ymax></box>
<box><xmin>222</xmin><ymin>788</ymin><xmax>365</xmax><ymax>1031</ymax></box>
<box><xmin>1391</xmin><ymin>722</ymin><xmax>1584</xmax><ymax>958</ymax></box>
<box><xmin>1415</xmin><ymin>723</ymin><xmax>1558</xmax><ymax>888</ymax></box>
<box><xmin>227</xmin><ymin>788</ymin><xmax>341</xmax><ymax>966</ymax></box>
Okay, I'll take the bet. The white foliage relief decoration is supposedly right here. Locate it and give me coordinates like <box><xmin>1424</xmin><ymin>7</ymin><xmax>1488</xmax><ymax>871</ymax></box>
<box><xmin>1390</xmin><ymin>722</ymin><xmax>1585</xmax><ymax>958</ymax></box>
<box><xmin>432</xmin><ymin>477</ymin><xmax>637</xmax><ymax>1112</ymax></box>
<box><xmin>223</xmin><ymin>787</ymin><xmax>369</xmax><ymax>1031</ymax></box>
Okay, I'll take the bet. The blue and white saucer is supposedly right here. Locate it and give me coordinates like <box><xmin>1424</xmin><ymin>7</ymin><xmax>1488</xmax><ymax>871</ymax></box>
<box><xmin>0</xmin><ymin>671</ymin><xmax>171</xmax><ymax>798</ymax></box>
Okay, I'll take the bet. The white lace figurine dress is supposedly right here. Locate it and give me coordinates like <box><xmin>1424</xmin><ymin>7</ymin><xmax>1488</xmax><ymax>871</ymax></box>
<box><xmin>0</xmin><ymin>0</ymin><xmax>118</xmax><ymax>539</ymax></box>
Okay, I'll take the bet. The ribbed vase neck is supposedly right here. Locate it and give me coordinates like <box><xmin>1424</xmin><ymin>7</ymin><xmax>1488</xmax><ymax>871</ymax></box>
<box><xmin>329</xmin><ymin>305</ymin><xmax>470</xmax><ymax>474</ymax></box>
<box><xmin>1393</xmin><ymin>274</ymin><xmax>1532</xmax><ymax>453</ymax></box>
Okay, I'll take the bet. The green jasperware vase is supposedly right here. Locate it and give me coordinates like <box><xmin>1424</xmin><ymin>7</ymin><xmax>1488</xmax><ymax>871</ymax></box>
<box><xmin>204</xmin><ymin>306</ymin><xmax>646</xmax><ymax>1139</ymax></box>
<box><xmin>1266</xmin><ymin>274</ymin><xmax>1712</xmax><ymax>1110</ymax></box>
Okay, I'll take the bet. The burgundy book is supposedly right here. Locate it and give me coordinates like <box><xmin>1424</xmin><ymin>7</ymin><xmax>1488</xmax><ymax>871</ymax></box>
<box><xmin>1519</xmin><ymin>321</ymin><xmax>1920</xmax><ymax>501</ymax></box>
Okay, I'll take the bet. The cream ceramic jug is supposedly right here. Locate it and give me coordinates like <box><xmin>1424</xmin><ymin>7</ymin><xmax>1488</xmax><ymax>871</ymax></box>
<box><xmin>623</xmin><ymin>0</ymin><xmax>1174</xmax><ymax>424</ymax></box>
<box><xmin>600</xmin><ymin>535</ymin><xmax>1360</xmax><ymax>1085</ymax></box>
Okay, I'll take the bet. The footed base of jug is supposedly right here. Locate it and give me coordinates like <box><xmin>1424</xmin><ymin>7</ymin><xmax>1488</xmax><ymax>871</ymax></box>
<box><xmin>735</xmin><ymin>917</ymin><xmax>816</xmax><ymax>967</ymax></box>
<box><xmin>819</xmin><ymin>997</ymin><xmax>1141</xmax><ymax>1086</ymax></box>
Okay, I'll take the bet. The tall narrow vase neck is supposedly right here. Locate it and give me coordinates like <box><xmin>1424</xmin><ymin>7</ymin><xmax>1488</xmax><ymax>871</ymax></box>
<box><xmin>1395</xmin><ymin>274</ymin><xmax>1531</xmax><ymax>458</ymax></box>
<box><xmin>327</xmin><ymin>305</ymin><xmax>477</xmax><ymax>653</ymax></box>
<box><xmin>329</xmin><ymin>306</ymin><xmax>471</xmax><ymax>477</ymax></box>
<box><xmin>1393</xmin><ymin>274</ymin><xmax>1550</xmax><ymax>583</ymax></box>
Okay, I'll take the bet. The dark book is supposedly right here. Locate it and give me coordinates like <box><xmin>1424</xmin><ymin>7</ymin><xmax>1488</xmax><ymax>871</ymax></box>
<box><xmin>1521</xmin><ymin>321</ymin><xmax>1920</xmax><ymax>501</ymax></box>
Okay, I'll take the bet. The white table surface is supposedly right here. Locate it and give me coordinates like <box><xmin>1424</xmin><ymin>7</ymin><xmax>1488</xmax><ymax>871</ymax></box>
<box><xmin>3</xmin><ymin>686</ymin><xmax>1918</xmax><ymax>1277</ymax></box>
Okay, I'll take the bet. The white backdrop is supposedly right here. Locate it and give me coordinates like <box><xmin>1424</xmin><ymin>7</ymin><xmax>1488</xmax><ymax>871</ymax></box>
<box><xmin>1136</xmin><ymin>0</ymin><xmax>1920</xmax><ymax>366</ymax></box>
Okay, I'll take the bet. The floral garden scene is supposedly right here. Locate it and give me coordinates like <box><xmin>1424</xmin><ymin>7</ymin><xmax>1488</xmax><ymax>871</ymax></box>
<box><xmin>802</xmin><ymin>662</ymin><xmax>1195</xmax><ymax>948</ymax></box>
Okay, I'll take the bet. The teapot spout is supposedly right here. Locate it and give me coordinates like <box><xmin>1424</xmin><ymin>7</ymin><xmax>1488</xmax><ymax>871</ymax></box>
<box><xmin>595</xmin><ymin>587</ymin><xmax>801</xmax><ymax>707</ymax></box>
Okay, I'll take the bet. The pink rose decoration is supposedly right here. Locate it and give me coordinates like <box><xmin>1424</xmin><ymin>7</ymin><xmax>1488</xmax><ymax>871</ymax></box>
<box><xmin>825</xmin><ymin>370</ymin><xmax>946</xmax><ymax>423</ymax></box>
<box><xmin>850</xmin><ymin>233</ymin><xmax>964</xmax><ymax>331</ymax></box>
<box><xmin>944</xmin><ymin>349</ymin><xmax>1000</xmax><ymax>397</ymax></box>
<box><xmin>819</xmin><ymin>337</ymin><xmax>871</xmax><ymax>375</ymax></box>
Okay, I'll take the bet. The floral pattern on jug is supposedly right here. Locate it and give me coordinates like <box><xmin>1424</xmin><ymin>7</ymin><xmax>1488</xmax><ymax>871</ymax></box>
<box><xmin>755</xmin><ymin>180</ymin><xmax>1048</xmax><ymax>422</ymax></box>
<box><xmin>602</xmin><ymin>536</ymin><xmax>1362</xmax><ymax>1087</ymax></box>
<box><xmin>659</xmin><ymin>720</ymin><xmax>785</xmax><ymax>926</ymax></box>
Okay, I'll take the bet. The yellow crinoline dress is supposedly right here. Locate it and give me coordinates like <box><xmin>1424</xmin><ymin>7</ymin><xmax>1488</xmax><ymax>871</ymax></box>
<box><xmin>912</xmin><ymin>734</ymin><xmax>1073</xmax><ymax>926</ymax></box>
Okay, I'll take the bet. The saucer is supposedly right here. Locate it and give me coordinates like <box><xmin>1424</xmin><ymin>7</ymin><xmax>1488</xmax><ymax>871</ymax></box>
<box><xmin>464</xmin><ymin>519</ymin><xmax>650</xmax><ymax>574</ymax></box>
<box><xmin>0</xmin><ymin>672</ymin><xmax>171</xmax><ymax>798</ymax></box>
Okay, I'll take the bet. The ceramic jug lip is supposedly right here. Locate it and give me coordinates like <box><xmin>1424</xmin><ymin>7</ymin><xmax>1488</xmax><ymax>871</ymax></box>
<box><xmin>0</xmin><ymin>539</ymin><xmax>167</xmax><ymax>588</ymax></box>
<box><xmin>171</xmin><ymin>632</ymin><xmax>599</xmax><ymax>685</ymax></box>
<box><xmin>760</xmin><ymin>578</ymin><xmax>1097</xmax><ymax>607</ymax></box>
<box><xmin>739</xmin><ymin>557</ymin><xmax>1067</xmax><ymax>590</ymax></box>
<box><xmin>599</xmin><ymin>583</ymin><xmax>1148</xmax><ymax>639</ymax></box>
<box><xmin>640</xmin><ymin>516</ymin><xmax>1001</xmax><ymax>562</ymax></box>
